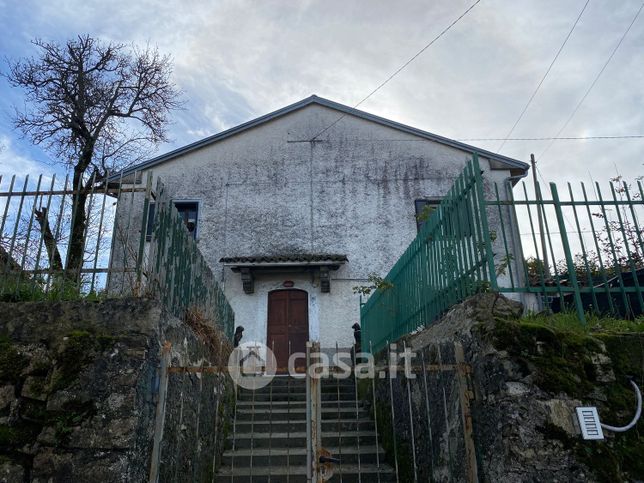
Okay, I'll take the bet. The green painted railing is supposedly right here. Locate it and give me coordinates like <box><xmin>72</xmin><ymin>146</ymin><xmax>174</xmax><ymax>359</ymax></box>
<box><xmin>361</xmin><ymin>155</ymin><xmax>497</xmax><ymax>353</ymax></box>
<box><xmin>0</xmin><ymin>169</ymin><xmax>234</xmax><ymax>340</ymax></box>
<box><xmin>361</xmin><ymin>154</ymin><xmax>644</xmax><ymax>354</ymax></box>
<box><xmin>148</xmin><ymin>179</ymin><xmax>235</xmax><ymax>339</ymax></box>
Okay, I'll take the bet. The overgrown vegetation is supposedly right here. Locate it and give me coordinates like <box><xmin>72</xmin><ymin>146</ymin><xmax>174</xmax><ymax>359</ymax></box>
<box><xmin>352</xmin><ymin>273</ymin><xmax>394</xmax><ymax>296</ymax></box>
<box><xmin>520</xmin><ymin>311</ymin><xmax>644</xmax><ymax>334</ymax></box>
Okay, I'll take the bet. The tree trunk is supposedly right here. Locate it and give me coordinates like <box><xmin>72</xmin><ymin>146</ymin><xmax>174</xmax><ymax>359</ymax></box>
<box><xmin>65</xmin><ymin>167</ymin><xmax>88</xmax><ymax>281</ymax></box>
<box><xmin>34</xmin><ymin>207</ymin><xmax>63</xmax><ymax>272</ymax></box>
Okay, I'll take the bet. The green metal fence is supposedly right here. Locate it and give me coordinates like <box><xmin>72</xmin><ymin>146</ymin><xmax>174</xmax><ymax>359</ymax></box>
<box><xmin>148</xmin><ymin>179</ymin><xmax>235</xmax><ymax>338</ymax></box>
<box><xmin>0</xmin><ymin>170</ymin><xmax>234</xmax><ymax>339</ymax></box>
<box><xmin>489</xmin><ymin>170</ymin><xmax>644</xmax><ymax>324</ymax></box>
<box><xmin>361</xmin><ymin>155</ymin><xmax>644</xmax><ymax>354</ymax></box>
<box><xmin>360</xmin><ymin>155</ymin><xmax>497</xmax><ymax>353</ymax></box>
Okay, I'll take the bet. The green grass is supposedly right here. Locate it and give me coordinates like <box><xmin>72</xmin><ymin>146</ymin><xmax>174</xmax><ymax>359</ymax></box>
<box><xmin>0</xmin><ymin>278</ymin><xmax>107</xmax><ymax>303</ymax></box>
<box><xmin>520</xmin><ymin>311</ymin><xmax>644</xmax><ymax>334</ymax></box>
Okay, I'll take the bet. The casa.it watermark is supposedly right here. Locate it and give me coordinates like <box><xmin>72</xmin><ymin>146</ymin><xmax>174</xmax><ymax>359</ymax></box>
<box><xmin>227</xmin><ymin>341</ymin><xmax>417</xmax><ymax>390</ymax></box>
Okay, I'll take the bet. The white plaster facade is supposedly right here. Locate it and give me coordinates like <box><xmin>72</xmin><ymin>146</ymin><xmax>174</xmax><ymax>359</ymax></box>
<box><xmin>113</xmin><ymin>96</ymin><xmax>529</xmax><ymax>349</ymax></box>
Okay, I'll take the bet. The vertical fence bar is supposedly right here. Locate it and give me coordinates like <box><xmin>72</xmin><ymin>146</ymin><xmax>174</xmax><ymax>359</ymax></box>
<box><xmin>504</xmin><ymin>179</ymin><xmax>531</xmax><ymax>291</ymax></box>
<box><xmin>568</xmin><ymin>183</ymin><xmax>599</xmax><ymax>312</ymax></box>
<box><xmin>403</xmin><ymin>341</ymin><xmax>418</xmax><ymax>483</ymax></box>
<box><xmin>369</xmin><ymin>341</ymin><xmax>381</xmax><ymax>483</ymax></box>
<box><xmin>437</xmin><ymin>344</ymin><xmax>452</xmax><ymax>483</ymax></box>
<box><xmin>387</xmin><ymin>342</ymin><xmax>399</xmax><ymax>483</ymax></box>
<box><xmin>352</xmin><ymin>343</ymin><xmax>362</xmax><ymax>483</ymax></box>
<box><xmin>76</xmin><ymin>173</ymin><xmax>98</xmax><ymax>293</ymax></box>
<box><xmin>550</xmin><ymin>183</ymin><xmax>586</xmax><ymax>323</ymax></box>
<box><xmin>623</xmin><ymin>181</ymin><xmax>644</xmax><ymax>258</ymax></box>
<box><xmin>136</xmin><ymin>172</ymin><xmax>153</xmax><ymax>288</ymax></box>
<box><xmin>472</xmin><ymin>155</ymin><xmax>498</xmax><ymax>291</ymax></box>
<box><xmin>268</xmin><ymin>340</ymin><xmax>274</xmax><ymax>482</ymax></box>
<box><xmin>335</xmin><ymin>342</ymin><xmax>344</xmax><ymax>482</ymax></box>
<box><xmin>90</xmin><ymin>173</ymin><xmax>110</xmax><ymax>294</ymax></box>
<box><xmin>420</xmin><ymin>346</ymin><xmax>434</xmax><ymax>482</ymax></box>
<box><xmin>211</xmin><ymin>338</ymin><xmax>223</xmax><ymax>483</ymax></box>
<box><xmin>493</xmin><ymin>182</ymin><xmax>514</xmax><ymax>288</ymax></box>
<box><xmin>521</xmin><ymin>182</ymin><xmax>548</xmax><ymax>291</ymax></box>
<box><xmin>581</xmin><ymin>183</ymin><xmax>615</xmax><ymax>314</ymax></box>
<box><xmin>64</xmin><ymin>172</ymin><xmax>85</xmax><ymax>284</ymax></box>
<box><xmin>596</xmin><ymin>183</ymin><xmax>631</xmax><ymax>316</ymax></box>
<box><xmin>32</xmin><ymin>174</ymin><xmax>57</xmax><ymax>297</ymax></box>
<box><xmin>538</xmin><ymin>181</ymin><xmax>568</xmax><ymax>307</ymax></box>
<box><xmin>0</xmin><ymin>176</ymin><xmax>16</xmax><ymax>239</ymax></box>
<box><xmin>5</xmin><ymin>176</ymin><xmax>29</xmax><ymax>279</ymax></box>
<box><xmin>609</xmin><ymin>183</ymin><xmax>644</xmax><ymax>313</ymax></box>
<box><xmin>14</xmin><ymin>175</ymin><xmax>42</xmax><ymax>295</ymax></box>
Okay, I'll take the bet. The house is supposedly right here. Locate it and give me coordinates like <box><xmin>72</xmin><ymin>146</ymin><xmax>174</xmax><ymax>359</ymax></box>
<box><xmin>111</xmin><ymin>95</ymin><xmax>529</xmax><ymax>365</ymax></box>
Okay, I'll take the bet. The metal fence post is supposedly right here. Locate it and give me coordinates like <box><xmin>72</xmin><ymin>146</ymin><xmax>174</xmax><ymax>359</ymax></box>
<box><xmin>472</xmin><ymin>154</ymin><xmax>499</xmax><ymax>291</ymax></box>
<box><xmin>307</xmin><ymin>341</ymin><xmax>322</xmax><ymax>482</ymax></box>
<box><xmin>550</xmin><ymin>183</ymin><xmax>586</xmax><ymax>324</ymax></box>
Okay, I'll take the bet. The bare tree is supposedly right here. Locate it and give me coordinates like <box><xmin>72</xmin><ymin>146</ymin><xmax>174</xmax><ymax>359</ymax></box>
<box><xmin>5</xmin><ymin>35</ymin><xmax>182</xmax><ymax>278</ymax></box>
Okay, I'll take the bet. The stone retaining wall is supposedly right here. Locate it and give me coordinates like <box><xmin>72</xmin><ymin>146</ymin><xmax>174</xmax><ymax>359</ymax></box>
<box><xmin>367</xmin><ymin>293</ymin><xmax>644</xmax><ymax>482</ymax></box>
<box><xmin>0</xmin><ymin>298</ymin><xmax>232</xmax><ymax>482</ymax></box>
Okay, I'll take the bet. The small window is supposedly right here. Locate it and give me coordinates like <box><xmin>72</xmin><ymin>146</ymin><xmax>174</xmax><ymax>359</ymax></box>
<box><xmin>415</xmin><ymin>199</ymin><xmax>439</xmax><ymax>232</ymax></box>
<box><xmin>415</xmin><ymin>198</ymin><xmax>474</xmax><ymax>236</ymax></box>
<box><xmin>145</xmin><ymin>201</ymin><xmax>199</xmax><ymax>240</ymax></box>
<box><xmin>174</xmin><ymin>201</ymin><xmax>199</xmax><ymax>239</ymax></box>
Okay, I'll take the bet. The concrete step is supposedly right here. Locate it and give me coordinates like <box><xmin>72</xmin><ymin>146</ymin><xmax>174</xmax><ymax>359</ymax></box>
<box><xmin>222</xmin><ymin>445</ymin><xmax>385</xmax><ymax>467</ymax></box>
<box><xmin>238</xmin><ymin>384</ymin><xmax>356</xmax><ymax>397</ymax></box>
<box><xmin>233</xmin><ymin>418</ymin><xmax>375</xmax><ymax>433</ymax></box>
<box><xmin>237</xmin><ymin>389</ymin><xmax>357</xmax><ymax>402</ymax></box>
<box><xmin>214</xmin><ymin>463</ymin><xmax>396</xmax><ymax>482</ymax></box>
<box><xmin>239</xmin><ymin>376</ymin><xmax>356</xmax><ymax>387</ymax></box>
<box><xmin>229</xmin><ymin>431</ymin><xmax>379</xmax><ymax>449</ymax></box>
<box><xmin>235</xmin><ymin>400</ymin><xmax>360</xmax><ymax>409</ymax></box>
<box><xmin>235</xmin><ymin>407</ymin><xmax>368</xmax><ymax>421</ymax></box>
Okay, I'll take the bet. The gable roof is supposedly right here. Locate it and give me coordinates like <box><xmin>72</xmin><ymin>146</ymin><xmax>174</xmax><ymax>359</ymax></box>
<box><xmin>113</xmin><ymin>95</ymin><xmax>528</xmax><ymax>179</ymax></box>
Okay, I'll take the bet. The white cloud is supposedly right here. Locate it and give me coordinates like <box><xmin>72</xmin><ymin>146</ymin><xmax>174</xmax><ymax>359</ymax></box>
<box><xmin>1</xmin><ymin>0</ymin><xmax>643</xmax><ymax>184</ymax></box>
<box><xmin>0</xmin><ymin>135</ymin><xmax>55</xmax><ymax>182</ymax></box>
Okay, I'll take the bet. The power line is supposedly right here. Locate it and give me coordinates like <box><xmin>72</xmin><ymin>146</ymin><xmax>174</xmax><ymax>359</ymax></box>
<box><xmin>539</xmin><ymin>0</ymin><xmax>644</xmax><ymax>160</ymax></box>
<box><xmin>459</xmin><ymin>134</ymin><xmax>644</xmax><ymax>141</ymax></box>
<box><xmin>309</xmin><ymin>0</ymin><xmax>482</xmax><ymax>141</ymax></box>
<box><xmin>497</xmin><ymin>0</ymin><xmax>591</xmax><ymax>152</ymax></box>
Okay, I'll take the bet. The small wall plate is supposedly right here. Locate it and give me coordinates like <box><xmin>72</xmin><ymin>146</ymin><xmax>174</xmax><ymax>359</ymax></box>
<box><xmin>576</xmin><ymin>407</ymin><xmax>604</xmax><ymax>440</ymax></box>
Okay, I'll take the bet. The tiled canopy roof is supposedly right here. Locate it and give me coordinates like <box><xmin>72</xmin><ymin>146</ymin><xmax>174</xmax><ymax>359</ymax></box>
<box><xmin>219</xmin><ymin>254</ymin><xmax>348</xmax><ymax>264</ymax></box>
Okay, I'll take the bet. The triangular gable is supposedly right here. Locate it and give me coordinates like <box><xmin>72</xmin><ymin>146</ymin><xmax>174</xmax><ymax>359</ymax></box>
<box><xmin>112</xmin><ymin>95</ymin><xmax>528</xmax><ymax>179</ymax></box>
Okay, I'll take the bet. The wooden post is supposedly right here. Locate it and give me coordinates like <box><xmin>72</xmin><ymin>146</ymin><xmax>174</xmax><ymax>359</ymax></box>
<box><xmin>454</xmin><ymin>342</ymin><xmax>478</xmax><ymax>483</ymax></box>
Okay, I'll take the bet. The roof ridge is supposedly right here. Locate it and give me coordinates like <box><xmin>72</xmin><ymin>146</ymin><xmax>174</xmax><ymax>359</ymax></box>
<box><xmin>110</xmin><ymin>95</ymin><xmax>528</xmax><ymax>179</ymax></box>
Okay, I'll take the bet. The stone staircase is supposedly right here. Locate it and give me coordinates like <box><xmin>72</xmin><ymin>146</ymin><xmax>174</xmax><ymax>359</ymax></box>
<box><xmin>215</xmin><ymin>376</ymin><xmax>395</xmax><ymax>482</ymax></box>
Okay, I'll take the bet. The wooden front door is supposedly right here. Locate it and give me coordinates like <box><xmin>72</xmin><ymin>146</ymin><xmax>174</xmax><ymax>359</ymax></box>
<box><xmin>267</xmin><ymin>289</ymin><xmax>309</xmax><ymax>371</ymax></box>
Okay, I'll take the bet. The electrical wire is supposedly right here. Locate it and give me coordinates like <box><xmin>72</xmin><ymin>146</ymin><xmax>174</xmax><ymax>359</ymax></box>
<box><xmin>309</xmin><ymin>0</ymin><xmax>482</xmax><ymax>141</ymax></box>
<box><xmin>459</xmin><ymin>134</ymin><xmax>644</xmax><ymax>141</ymax></box>
<box><xmin>539</xmin><ymin>1</ymin><xmax>644</xmax><ymax>160</ymax></box>
<box><xmin>497</xmin><ymin>0</ymin><xmax>591</xmax><ymax>152</ymax></box>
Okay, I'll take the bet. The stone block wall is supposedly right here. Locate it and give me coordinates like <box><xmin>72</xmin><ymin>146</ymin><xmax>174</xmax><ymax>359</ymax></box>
<box><xmin>0</xmin><ymin>298</ymin><xmax>232</xmax><ymax>482</ymax></box>
<box><xmin>366</xmin><ymin>293</ymin><xmax>644</xmax><ymax>482</ymax></box>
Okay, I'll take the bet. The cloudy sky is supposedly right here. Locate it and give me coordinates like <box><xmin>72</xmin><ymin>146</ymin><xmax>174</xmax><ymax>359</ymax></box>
<box><xmin>1</xmin><ymin>0</ymin><xmax>643</xmax><ymax>185</ymax></box>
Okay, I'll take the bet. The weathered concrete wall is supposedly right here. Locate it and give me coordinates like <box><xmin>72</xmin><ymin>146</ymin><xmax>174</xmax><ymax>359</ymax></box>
<box><xmin>0</xmin><ymin>299</ymin><xmax>232</xmax><ymax>482</ymax></box>
<box><xmin>114</xmin><ymin>102</ymin><xmax>523</xmax><ymax>348</ymax></box>
<box><xmin>368</xmin><ymin>294</ymin><xmax>644</xmax><ymax>482</ymax></box>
